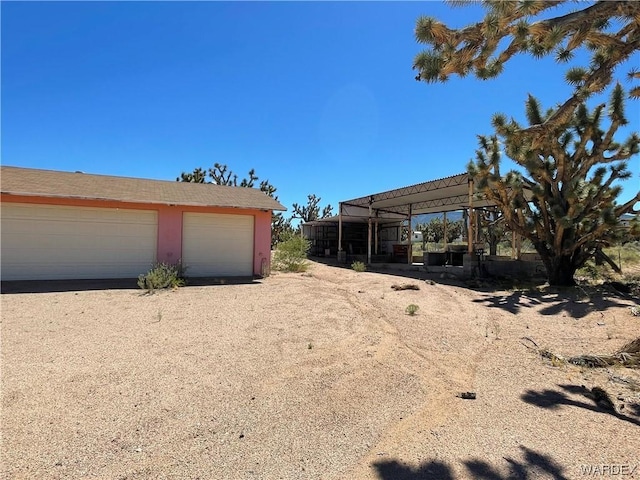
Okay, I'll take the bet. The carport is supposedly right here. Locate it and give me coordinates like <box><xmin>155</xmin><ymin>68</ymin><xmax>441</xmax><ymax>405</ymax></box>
<box><xmin>336</xmin><ymin>173</ymin><xmax>500</xmax><ymax>265</ymax></box>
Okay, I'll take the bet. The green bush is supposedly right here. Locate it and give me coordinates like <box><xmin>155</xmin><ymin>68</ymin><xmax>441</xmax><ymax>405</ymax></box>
<box><xmin>273</xmin><ymin>234</ymin><xmax>311</xmax><ymax>272</ymax></box>
<box><xmin>351</xmin><ymin>261</ymin><xmax>366</xmax><ymax>272</ymax></box>
<box><xmin>577</xmin><ymin>262</ymin><xmax>603</xmax><ymax>281</ymax></box>
<box><xmin>405</xmin><ymin>304</ymin><xmax>420</xmax><ymax>316</ymax></box>
<box><xmin>577</xmin><ymin>243</ymin><xmax>640</xmax><ymax>283</ymax></box>
<box><xmin>138</xmin><ymin>262</ymin><xmax>186</xmax><ymax>292</ymax></box>
<box><xmin>604</xmin><ymin>243</ymin><xmax>640</xmax><ymax>266</ymax></box>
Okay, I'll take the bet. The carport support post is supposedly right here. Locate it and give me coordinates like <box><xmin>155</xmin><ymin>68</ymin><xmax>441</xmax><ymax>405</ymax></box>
<box><xmin>338</xmin><ymin>203</ymin><xmax>343</xmax><ymax>255</ymax></box>
<box><xmin>367</xmin><ymin>204</ymin><xmax>372</xmax><ymax>265</ymax></box>
<box><xmin>374</xmin><ymin>218</ymin><xmax>379</xmax><ymax>255</ymax></box>
<box><xmin>443</xmin><ymin>212</ymin><xmax>448</xmax><ymax>252</ymax></box>
<box><xmin>407</xmin><ymin>204</ymin><xmax>412</xmax><ymax>264</ymax></box>
<box><xmin>468</xmin><ymin>179</ymin><xmax>474</xmax><ymax>255</ymax></box>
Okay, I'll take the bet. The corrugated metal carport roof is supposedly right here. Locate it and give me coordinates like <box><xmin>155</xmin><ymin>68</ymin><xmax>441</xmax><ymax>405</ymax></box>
<box><xmin>341</xmin><ymin>172</ymin><xmax>498</xmax><ymax>217</ymax></box>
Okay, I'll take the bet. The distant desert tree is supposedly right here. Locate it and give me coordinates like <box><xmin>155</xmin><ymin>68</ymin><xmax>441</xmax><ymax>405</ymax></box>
<box><xmin>469</xmin><ymin>86</ymin><xmax>639</xmax><ymax>286</ymax></box>
<box><xmin>292</xmin><ymin>194</ymin><xmax>333</xmax><ymax>223</ymax></box>
<box><xmin>478</xmin><ymin>208</ymin><xmax>508</xmax><ymax>256</ymax></box>
<box><xmin>177</xmin><ymin>167</ymin><xmax>208</xmax><ymax>183</ymax></box>
<box><xmin>416</xmin><ymin>217</ymin><xmax>464</xmax><ymax>245</ymax></box>
<box><xmin>178</xmin><ymin>163</ymin><xmax>260</xmax><ymax>187</ymax></box>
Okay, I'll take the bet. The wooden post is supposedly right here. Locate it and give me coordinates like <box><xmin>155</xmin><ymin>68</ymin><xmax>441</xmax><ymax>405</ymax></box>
<box><xmin>338</xmin><ymin>202</ymin><xmax>343</xmax><ymax>254</ymax></box>
<box><xmin>367</xmin><ymin>204</ymin><xmax>372</xmax><ymax>265</ymax></box>
<box><xmin>374</xmin><ymin>218</ymin><xmax>379</xmax><ymax>255</ymax></box>
<box><xmin>407</xmin><ymin>204</ymin><xmax>412</xmax><ymax>264</ymax></box>
<box><xmin>468</xmin><ymin>180</ymin><xmax>474</xmax><ymax>254</ymax></box>
<box><xmin>443</xmin><ymin>212</ymin><xmax>448</xmax><ymax>252</ymax></box>
<box><xmin>511</xmin><ymin>230</ymin><xmax>516</xmax><ymax>260</ymax></box>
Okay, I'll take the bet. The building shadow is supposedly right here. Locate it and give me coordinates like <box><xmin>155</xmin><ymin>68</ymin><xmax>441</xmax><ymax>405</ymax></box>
<box><xmin>521</xmin><ymin>384</ymin><xmax>640</xmax><ymax>427</ymax></box>
<box><xmin>1</xmin><ymin>276</ymin><xmax>261</xmax><ymax>294</ymax></box>
<box><xmin>309</xmin><ymin>256</ymin><xmax>469</xmax><ymax>285</ymax></box>
<box><xmin>373</xmin><ymin>446</ymin><xmax>570</xmax><ymax>479</ymax></box>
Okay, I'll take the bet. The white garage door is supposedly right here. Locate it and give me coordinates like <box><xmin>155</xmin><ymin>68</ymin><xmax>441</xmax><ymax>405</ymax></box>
<box><xmin>182</xmin><ymin>212</ymin><xmax>254</xmax><ymax>277</ymax></box>
<box><xmin>1</xmin><ymin>203</ymin><xmax>157</xmax><ymax>280</ymax></box>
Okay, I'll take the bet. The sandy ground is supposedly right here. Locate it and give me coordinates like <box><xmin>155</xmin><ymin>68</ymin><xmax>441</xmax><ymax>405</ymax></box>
<box><xmin>2</xmin><ymin>260</ymin><xmax>639</xmax><ymax>480</ymax></box>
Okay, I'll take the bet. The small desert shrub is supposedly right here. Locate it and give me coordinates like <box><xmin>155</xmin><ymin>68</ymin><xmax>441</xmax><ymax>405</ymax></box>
<box><xmin>351</xmin><ymin>261</ymin><xmax>366</xmax><ymax>272</ymax></box>
<box><xmin>273</xmin><ymin>234</ymin><xmax>311</xmax><ymax>272</ymax></box>
<box><xmin>405</xmin><ymin>304</ymin><xmax>419</xmax><ymax>316</ymax></box>
<box><xmin>631</xmin><ymin>306</ymin><xmax>640</xmax><ymax>317</ymax></box>
<box><xmin>577</xmin><ymin>262</ymin><xmax>603</xmax><ymax>281</ymax></box>
<box><xmin>138</xmin><ymin>262</ymin><xmax>185</xmax><ymax>292</ymax></box>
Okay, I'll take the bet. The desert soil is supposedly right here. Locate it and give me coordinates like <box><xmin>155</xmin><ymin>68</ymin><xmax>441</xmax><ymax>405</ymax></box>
<box><xmin>2</xmin><ymin>260</ymin><xmax>639</xmax><ymax>480</ymax></box>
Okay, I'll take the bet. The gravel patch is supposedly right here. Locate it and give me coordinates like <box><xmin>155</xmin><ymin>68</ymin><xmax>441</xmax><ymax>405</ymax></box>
<box><xmin>2</xmin><ymin>261</ymin><xmax>639</xmax><ymax>479</ymax></box>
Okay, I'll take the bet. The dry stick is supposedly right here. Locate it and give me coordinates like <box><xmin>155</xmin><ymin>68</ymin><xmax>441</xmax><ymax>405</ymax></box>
<box><xmin>391</xmin><ymin>284</ymin><xmax>421</xmax><ymax>291</ymax></box>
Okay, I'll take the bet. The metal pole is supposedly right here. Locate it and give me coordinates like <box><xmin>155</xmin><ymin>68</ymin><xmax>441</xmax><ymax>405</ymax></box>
<box><xmin>443</xmin><ymin>211</ymin><xmax>448</xmax><ymax>252</ymax></box>
<box><xmin>407</xmin><ymin>204</ymin><xmax>412</xmax><ymax>264</ymax></box>
<box><xmin>374</xmin><ymin>218</ymin><xmax>379</xmax><ymax>255</ymax></box>
<box><xmin>367</xmin><ymin>202</ymin><xmax>373</xmax><ymax>264</ymax></box>
<box><xmin>468</xmin><ymin>180</ymin><xmax>474</xmax><ymax>255</ymax></box>
<box><xmin>367</xmin><ymin>217</ymin><xmax>372</xmax><ymax>265</ymax></box>
<box><xmin>338</xmin><ymin>202</ymin><xmax>343</xmax><ymax>254</ymax></box>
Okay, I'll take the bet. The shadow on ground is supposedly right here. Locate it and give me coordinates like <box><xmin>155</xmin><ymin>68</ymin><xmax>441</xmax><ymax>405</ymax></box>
<box><xmin>310</xmin><ymin>258</ymin><xmax>638</xmax><ymax>319</ymax></box>
<box><xmin>373</xmin><ymin>446</ymin><xmax>570</xmax><ymax>480</ymax></box>
<box><xmin>521</xmin><ymin>384</ymin><xmax>640</xmax><ymax>427</ymax></box>
<box><xmin>1</xmin><ymin>276</ymin><xmax>261</xmax><ymax>294</ymax></box>
<box><xmin>470</xmin><ymin>285</ymin><xmax>637</xmax><ymax>318</ymax></box>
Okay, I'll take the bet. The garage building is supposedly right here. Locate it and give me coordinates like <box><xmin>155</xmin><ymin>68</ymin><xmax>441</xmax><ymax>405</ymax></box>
<box><xmin>1</xmin><ymin>166</ymin><xmax>285</xmax><ymax>281</ymax></box>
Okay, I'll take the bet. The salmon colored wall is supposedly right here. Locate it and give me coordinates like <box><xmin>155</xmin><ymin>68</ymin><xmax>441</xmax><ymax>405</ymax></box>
<box><xmin>156</xmin><ymin>205</ymin><xmax>183</xmax><ymax>265</ymax></box>
<box><xmin>253</xmin><ymin>210</ymin><xmax>272</xmax><ymax>276</ymax></box>
<box><xmin>1</xmin><ymin>194</ymin><xmax>273</xmax><ymax>277</ymax></box>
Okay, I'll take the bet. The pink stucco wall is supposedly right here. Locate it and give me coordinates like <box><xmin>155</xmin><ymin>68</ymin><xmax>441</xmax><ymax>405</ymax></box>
<box><xmin>253</xmin><ymin>210</ymin><xmax>272</xmax><ymax>276</ymax></box>
<box><xmin>156</xmin><ymin>205</ymin><xmax>183</xmax><ymax>265</ymax></box>
<box><xmin>1</xmin><ymin>194</ymin><xmax>274</xmax><ymax>277</ymax></box>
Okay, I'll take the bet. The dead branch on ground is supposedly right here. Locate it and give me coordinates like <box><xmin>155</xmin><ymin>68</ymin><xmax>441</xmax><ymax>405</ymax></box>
<box><xmin>521</xmin><ymin>337</ymin><xmax>640</xmax><ymax>369</ymax></box>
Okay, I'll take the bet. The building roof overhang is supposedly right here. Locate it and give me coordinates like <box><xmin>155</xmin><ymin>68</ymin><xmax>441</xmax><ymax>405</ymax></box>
<box><xmin>1</xmin><ymin>166</ymin><xmax>287</xmax><ymax>211</ymax></box>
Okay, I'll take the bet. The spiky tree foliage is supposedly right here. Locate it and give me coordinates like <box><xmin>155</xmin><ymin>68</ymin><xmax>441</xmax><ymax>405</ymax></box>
<box><xmin>469</xmin><ymin>84</ymin><xmax>639</xmax><ymax>285</ymax></box>
<box><xmin>177</xmin><ymin>167</ymin><xmax>208</xmax><ymax>183</ymax></box>
<box><xmin>292</xmin><ymin>194</ymin><xmax>333</xmax><ymax>223</ymax></box>
<box><xmin>480</xmin><ymin>208</ymin><xmax>507</xmax><ymax>255</ymax></box>
<box><xmin>416</xmin><ymin>217</ymin><xmax>464</xmax><ymax>244</ymax></box>
<box><xmin>414</xmin><ymin>1</ymin><xmax>640</xmax><ymax>133</ymax></box>
<box><xmin>271</xmin><ymin>213</ymin><xmax>293</xmax><ymax>247</ymax></box>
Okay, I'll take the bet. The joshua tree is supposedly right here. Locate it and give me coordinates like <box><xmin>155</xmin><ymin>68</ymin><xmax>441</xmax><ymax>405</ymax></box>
<box><xmin>469</xmin><ymin>85</ymin><xmax>639</xmax><ymax>285</ymax></box>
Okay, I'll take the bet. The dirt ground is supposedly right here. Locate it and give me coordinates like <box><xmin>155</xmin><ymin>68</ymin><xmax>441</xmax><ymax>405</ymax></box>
<box><xmin>2</xmin><ymin>260</ymin><xmax>639</xmax><ymax>480</ymax></box>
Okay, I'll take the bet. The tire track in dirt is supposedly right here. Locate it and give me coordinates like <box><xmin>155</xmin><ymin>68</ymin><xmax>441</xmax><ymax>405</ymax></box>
<box><xmin>307</xmin><ymin>268</ymin><xmax>493</xmax><ymax>478</ymax></box>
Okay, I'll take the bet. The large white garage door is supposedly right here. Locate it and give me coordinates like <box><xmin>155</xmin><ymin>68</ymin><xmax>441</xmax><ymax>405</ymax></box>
<box><xmin>1</xmin><ymin>203</ymin><xmax>157</xmax><ymax>280</ymax></box>
<box><xmin>182</xmin><ymin>212</ymin><xmax>254</xmax><ymax>277</ymax></box>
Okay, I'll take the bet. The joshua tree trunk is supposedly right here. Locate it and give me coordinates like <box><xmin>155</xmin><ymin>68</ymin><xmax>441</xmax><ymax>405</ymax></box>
<box><xmin>542</xmin><ymin>255</ymin><xmax>579</xmax><ymax>287</ymax></box>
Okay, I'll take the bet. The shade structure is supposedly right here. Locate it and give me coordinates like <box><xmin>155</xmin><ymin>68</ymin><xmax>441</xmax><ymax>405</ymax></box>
<box><xmin>333</xmin><ymin>172</ymin><xmax>508</xmax><ymax>262</ymax></box>
<box><xmin>340</xmin><ymin>173</ymin><xmax>498</xmax><ymax>217</ymax></box>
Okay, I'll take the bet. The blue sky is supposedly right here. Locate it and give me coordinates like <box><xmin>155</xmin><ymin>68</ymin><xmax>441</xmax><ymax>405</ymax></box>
<box><xmin>2</xmin><ymin>1</ymin><xmax>639</xmax><ymax>219</ymax></box>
